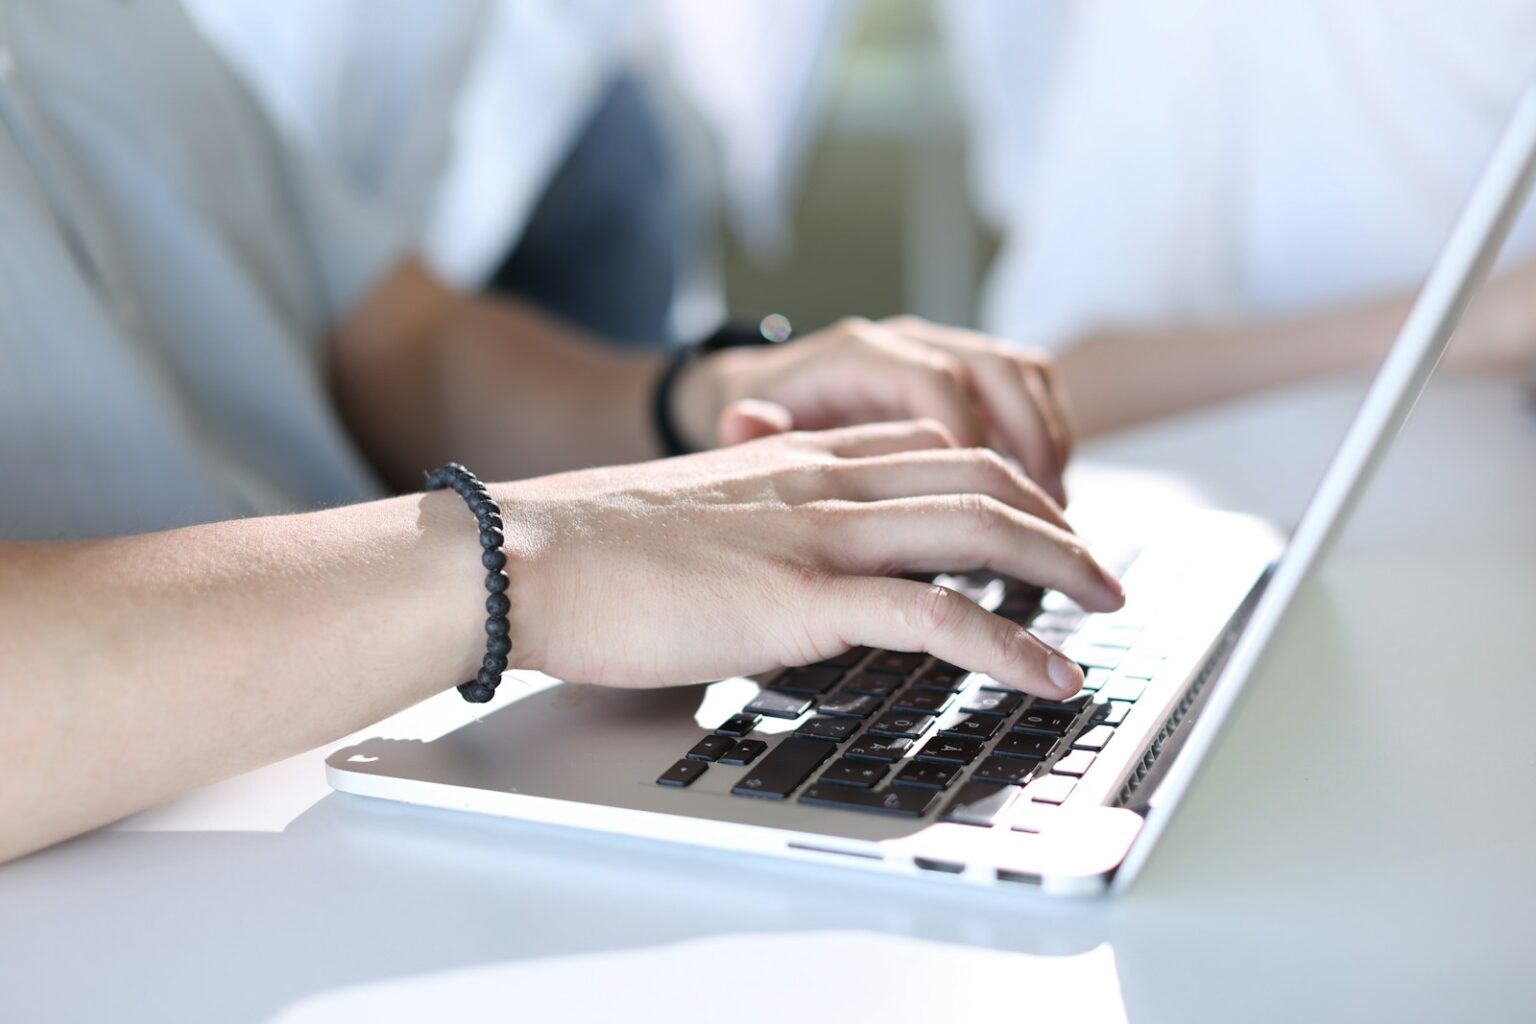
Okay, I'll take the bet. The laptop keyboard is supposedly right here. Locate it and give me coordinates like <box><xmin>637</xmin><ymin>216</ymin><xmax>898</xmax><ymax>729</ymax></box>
<box><xmin>655</xmin><ymin>560</ymin><xmax>1157</xmax><ymax>825</ymax></box>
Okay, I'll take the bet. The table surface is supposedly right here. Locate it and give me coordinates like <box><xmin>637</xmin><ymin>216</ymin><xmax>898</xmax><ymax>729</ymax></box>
<box><xmin>4</xmin><ymin>373</ymin><xmax>1534</xmax><ymax>1024</ymax></box>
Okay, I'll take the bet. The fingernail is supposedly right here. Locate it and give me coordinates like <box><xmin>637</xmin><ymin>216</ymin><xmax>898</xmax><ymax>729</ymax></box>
<box><xmin>1048</xmin><ymin>652</ymin><xmax>1084</xmax><ymax>693</ymax></box>
<box><xmin>1100</xmin><ymin>565</ymin><xmax>1125</xmax><ymax>604</ymax></box>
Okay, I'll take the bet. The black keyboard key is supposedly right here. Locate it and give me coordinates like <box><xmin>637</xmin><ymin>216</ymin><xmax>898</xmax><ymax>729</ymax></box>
<box><xmin>657</xmin><ymin>759</ymin><xmax>707</xmax><ymax>787</ymax></box>
<box><xmin>838</xmin><ymin>672</ymin><xmax>905</xmax><ymax>698</ymax></box>
<box><xmin>1031</xmin><ymin>695</ymin><xmax>1096</xmax><ymax>714</ymax></box>
<box><xmin>995</xmin><ymin>600</ymin><xmax>1040</xmax><ymax>625</ymax></box>
<box><xmin>992</xmin><ymin>732</ymin><xmax>1057</xmax><ymax>760</ymax></box>
<box><xmin>973</xmin><ymin>756</ymin><xmax>1041</xmax><ymax>786</ymax></box>
<box><xmin>938</xmin><ymin>714</ymin><xmax>1002</xmax><ymax>742</ymax></box>
<box><xmin>914</xmin><ymin>736</ymin><xmax>985</xmax><ymax>765</ymax></box>
<box><xmin>865</xmin><ymin>651</ymin><xmax>927</xmax><ymax>676</ymax></box>
<box><xmin>866</xmin><ymin>711</ymin><xmax>936</xmax><ymax>739</ymax></box>
<box><xmin>941</xmin><ymin>781</ymin><xmax>1020</xmax><ymax>826</ymax></box>
<box><xmin>844</xmin><ymin>734</ymin><xmax>915</xmax><ymax>763</ymax></box>
<box><xmin>892</xmin><ymin>761</ymin><xmax>961</xmax><ymax>790</ymax></box>
<box><xmin>772</xmin><ymin>666</ymin><xmax>843</xmax><ymax>696</ymax></box>
<box><xmin>719</xmin><ymin>738</ymin><xmax>767</xmax><ymax>766</ymax></box>
<box><xmin>819</xmin><ymin>647</ymin><xmax>869</xmax><ymax>669</ymax></box>
<box><xmin>796</xmin><ymin>716</ymin><xmax>860</xmax><ymax>742</ymax></box>
<box><xmin>799</xmin><ymin>784</ymin><xmax>941</xmax><ymax>818</ymax></box>
<box><xmin>817</xmin><ymin>691</ymin><xmax>884</xmax><ymax>719</ymax></box>
<box><xmin>1000</xmin><ymin>581</ymin><xmax>1044</xmax><ymax>609</ymax></box>
<box><xmin>731</xmin><ymin>738</ymin><xmax>834</xmax><ymax>799</ymax></box>
<box><xmin>686</xmin><ymin>735</ymin><xmax>734</xmax><ymax>762</ymax></box>
<box><xmin>1013</xmin><ymin>707</ymin><xmax>1077</xmax><ymax>735</ymax></box>
<box><xmin>961</xmin><ymin>690</ymin><xmax>1025</xmax><ymax>717</ymax></box>
<box><xmin>744</xmin><ymin>690</ymin><xmax>813</xmax><ymax>720</ymax></box>
<box><xmin>891</xmin><ymin>688</ymin><xmax>952</xmax><ymax>715</ymax></box>
<box><xmin>912</xmin><ymin>662</ymin><xmax>967</xmax><ymax>691</ymax></box>
<box><xmin>715</xmin><ymin>713</ymin><xmax>760</xmax><ymax>737</ymax></box>
<box><xmin>819</xmin><ymin>758</ymin><xmax>890</xmax><ymax>788</ymax></box>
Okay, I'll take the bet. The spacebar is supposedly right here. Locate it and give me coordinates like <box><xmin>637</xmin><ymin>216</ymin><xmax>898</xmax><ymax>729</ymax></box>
<box><xmin>731</xmin><ymin>738</ymin><xmax>833</xmax><ymax>800</ymax></box>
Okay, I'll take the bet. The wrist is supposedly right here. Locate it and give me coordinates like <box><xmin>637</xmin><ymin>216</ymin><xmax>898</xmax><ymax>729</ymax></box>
<box><xmin>656</xmin><ymin>317</ymin><xmax>795</xmax><ymax>455</ymax></box>
<box><xmin>483</xmin><ymin>482</ymin><xmax>556</xmax><ymax>677</ymax></box>
<box><xmin>668</xmin><ymin>348</ymin><xmax>744</xmax><ymax>452</ymax></box>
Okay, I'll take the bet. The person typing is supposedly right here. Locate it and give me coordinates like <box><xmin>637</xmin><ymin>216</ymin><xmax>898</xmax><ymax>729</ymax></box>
<box><xmin>0</xmin><ymin>0</ymin><xmax>1114</xmax><ymax>864</ymax></box>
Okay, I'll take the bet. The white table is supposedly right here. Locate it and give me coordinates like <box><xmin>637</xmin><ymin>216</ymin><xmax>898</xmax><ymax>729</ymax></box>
<box><xmin>4</xmin><ymin>375</ymin><xmax>1534</xmax><ymax>1023</ymax></box>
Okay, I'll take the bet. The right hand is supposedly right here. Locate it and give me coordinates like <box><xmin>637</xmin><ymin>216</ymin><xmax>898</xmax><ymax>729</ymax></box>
<box><xmin>493</xmin><ymin>420</ymin><xmax>1124</xmax><ymax>697</ymax></box>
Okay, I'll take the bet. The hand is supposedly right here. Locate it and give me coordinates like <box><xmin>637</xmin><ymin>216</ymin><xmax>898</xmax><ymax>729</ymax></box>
<box><xmin>674</xmin><ymin>315</ymin><xmax>1076</xmax><ymax>504</ymax></box>
<box><xmin>495</xmin><ymin>420</ymin><xmax>1123</xmax><ymax>697</ymax></box>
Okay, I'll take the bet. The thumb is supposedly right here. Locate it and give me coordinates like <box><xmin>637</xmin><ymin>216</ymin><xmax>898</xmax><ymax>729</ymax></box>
<box><xmin>718</xmin><ymin>398</ymin><xmax>794</xmax><ymax>447</ymax></box>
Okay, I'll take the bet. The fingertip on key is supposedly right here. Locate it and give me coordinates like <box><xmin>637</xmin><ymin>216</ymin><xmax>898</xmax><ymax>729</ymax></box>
<box><xmin>1098</xmin><ymin>565</ymin><xmax>1126</xmax><ymax>610</ymax></box>
<box><xmin>1047</xmin><ymin>652</ymin><xmax>1084</xmax><ymax>694</ymax></box>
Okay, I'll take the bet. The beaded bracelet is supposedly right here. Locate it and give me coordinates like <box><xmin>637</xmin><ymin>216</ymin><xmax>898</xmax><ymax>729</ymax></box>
<box><xmin>425</xmin><ymin>463</ymin><xmax>510</xmax><ymax>703</ymax></box>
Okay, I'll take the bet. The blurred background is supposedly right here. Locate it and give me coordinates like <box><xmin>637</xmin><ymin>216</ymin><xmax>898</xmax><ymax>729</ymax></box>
<box><xmin>186</xmin><ymin>0</ymin><xmax>1536</xmax><ymax>436</ymax></box>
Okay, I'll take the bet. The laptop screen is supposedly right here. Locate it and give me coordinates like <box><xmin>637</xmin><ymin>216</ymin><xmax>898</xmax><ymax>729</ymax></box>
<box><xmin>1108</xmin><ymin>79</ymin><xmax>1536</xmax><ymax>887</ymax></box>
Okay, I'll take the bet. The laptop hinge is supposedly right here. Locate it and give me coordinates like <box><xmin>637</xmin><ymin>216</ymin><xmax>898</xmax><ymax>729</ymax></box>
<box><xmin>1117</xmin><ymin>566</ymin><xmax>1273</xmax><ymax>814</ymax></box>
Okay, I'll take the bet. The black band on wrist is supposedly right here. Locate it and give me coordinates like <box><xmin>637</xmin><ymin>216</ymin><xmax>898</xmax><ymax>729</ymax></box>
<box><xmin>425</xmin><ymin>462</ymin><xmax>510</xmax><ymax>704</ymax></box>
<box><xmin>651</xmin><ymin>314</ymin><xmax>793</xmax><ymax>457</ymax></box>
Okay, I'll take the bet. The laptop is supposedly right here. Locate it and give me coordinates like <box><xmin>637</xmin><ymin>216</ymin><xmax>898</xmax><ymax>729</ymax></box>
<box><xmin>328</xmin><ymin>80</ymin><xmax>1536</xmax><ymax>896</ymax></box>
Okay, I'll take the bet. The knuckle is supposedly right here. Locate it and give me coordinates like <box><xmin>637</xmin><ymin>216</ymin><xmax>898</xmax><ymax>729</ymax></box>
<box><xmin>806</xmin><ymin>497</ymin><xmax>860</xmax><ymax>526</ymax></box>
<box><xmin>903</xmin><ymin>583</ymin><xmax>963</xmax><ymax>637</ymax></box>
<box><xmin>882</xmin><ymin>313</ymin><xmax>928</xmax><ymax>333</ymax></box>
<box><xmin>782</xmin><ymin>428</ymin><xmax>830</xmax><ymax>452</ymax></box>
<box><xmin>1063</xmin><ymin>540</ymin><xmax>1097</xmax><ymax>575</ymax></box>
<box><xmin>926</xmin><ymin>351</ymin><xmax>966</xmax><ymax>384</ymax></box>
<box><xmin>833</xmin><ymin>315</ymin><xmax>874</xmax><ymax>340</ymax></box>
<box><xmin>955</xmin><ymin>492</ymin><xmax>1006</xmax><ymax>530</ymax></box>
<box><xmin>813</xmin><ymin>460</ymin><xmax>861</xmax><ymax>501</ymax></box>
<box><xmin>773</xmin><ymin>460</ymin><xmax>835</xmax><ymax>502</ymax></box>
<box><xmin>996</xmin><ymin>623</ymin><xmax>1037</xmax><ymax>675</ymax></box>
<box><xmin>914</xmin><ymin>418</ymin><xmax>959</xmax><ymax>447</ymax></box>
<box><xmin>968</xmin><ymin>448</ymin><xmax>1015</xmax><ymax>487</ymax></box>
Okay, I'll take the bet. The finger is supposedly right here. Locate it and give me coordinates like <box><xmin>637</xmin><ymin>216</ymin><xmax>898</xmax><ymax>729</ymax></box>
<box><xmin>1029</xmin><ymin>357</ymin><xmax>1077</xmax><ymax>464</ymax></box>
<box><xmin>819</xmin><ymin>495</ymin><xmax>1123</xmax><ymax>612</ymax></box>
<box><xmin>886</xmin><ymin>351</ymin><xmax>988</xmax><ymax>449</ymax></box>
<box><xmin>823</xmin><ymin>448</ymin><xmax>1070</xmax><ymax>531</ymax></box>
<box><xmin>1019</xmin><ymin>363</ymin><xmax>1071</xmax><ymax>473</ymax></box>
<box><xmin>881</xmin><ymin>315</ymin><xmax>1077</xmax><ymax>472</ymax></box>
<box><xmin>810</xmin><ymin>418</ymin><xmax>961</xmax><ymax>458</ymax></box>
<box><xmin>816</xmin><ymin>576</ymin><xmax>1085</xmax><ymax>698</ymax></box>
<box><xmin>719</xmin><ymin>399</ymin><xmax>794</xmax><ymax>446</ymax></box>
<box><xmin>950</xmin><ymin>351</ymin><xmax>1067</xmax><ymax>505</ymax></box>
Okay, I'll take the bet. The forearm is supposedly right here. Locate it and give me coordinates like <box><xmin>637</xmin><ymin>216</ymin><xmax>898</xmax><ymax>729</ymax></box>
<box><xmin>1060</xmin><ymin>259</ymin><xmax>1536</xmax><ymax>437</ymax></box>
<box><xmin>332</xmin><ymin>259</ymin><xmax>663</xmax><ymax>489</ymax></box>
<box><xmin>1058</xmin><ymin>292</ymin><xmax>1413</xmax><ymax>437</ymax></box>
<box><xmin>0</xmin><ymin>492</ymin><xmax>488</xmax><ymax>862</ymax></box>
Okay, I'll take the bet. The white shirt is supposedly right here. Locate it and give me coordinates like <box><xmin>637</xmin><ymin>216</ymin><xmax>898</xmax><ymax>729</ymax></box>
<box><xmin>185</xmin><ymin>0</ymin><xmax>851</xmax><ymax>286</ymax></box>
<box><xmin>949</xmin><ymin>0</ymin><xmax>1536</xmax><ymax>350</ymax></box>
<box><xmin>0</xmin><ymin>0</ymin><xmax>402</xmax><ymax>540</ymax></box>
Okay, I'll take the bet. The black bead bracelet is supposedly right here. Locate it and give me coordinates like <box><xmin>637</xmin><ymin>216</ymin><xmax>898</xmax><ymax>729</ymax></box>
<box><xmin>425</xmin><ymin>463</ymin><xmax>509</xmax><ymax>703</ymax></box>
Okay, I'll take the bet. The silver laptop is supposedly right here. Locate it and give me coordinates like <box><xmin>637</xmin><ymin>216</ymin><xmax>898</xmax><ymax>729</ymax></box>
<box><xmin>328</xmin><ymin>81</ymin><xmax>1536</xmax><ymax>897</ymax></box>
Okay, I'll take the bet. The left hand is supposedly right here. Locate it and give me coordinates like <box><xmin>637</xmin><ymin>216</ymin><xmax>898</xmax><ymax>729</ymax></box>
<box><xmin>674</xmin><ymin>315</ymin><xmax>1076</xmax><ymax>504</ymax></box>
